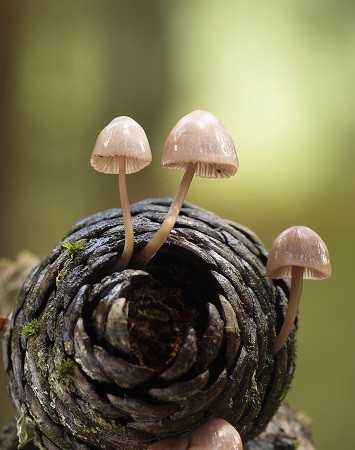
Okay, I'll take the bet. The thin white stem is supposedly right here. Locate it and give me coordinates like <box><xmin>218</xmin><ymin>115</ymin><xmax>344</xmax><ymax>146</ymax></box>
<box><xmin>136</xmin><ymin>163</ymin><xmax>197</xmax><ymax>265</ymax></box>
<box><xmin>272</xmin><ymin>266</ymin><xmax>304</xmax><ymax>355</ymax></box>
<box><xmin>116</xmin><ymin>156</ymin><xmax>134</xmax><ymax>270</ymax></box>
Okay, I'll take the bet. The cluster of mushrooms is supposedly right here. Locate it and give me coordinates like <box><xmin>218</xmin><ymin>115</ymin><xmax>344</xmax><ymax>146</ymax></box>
<box><xmin>0</xmin><ymin>110</ymin><xmax>332</xmax><ymax>450</ymax></box>
<box><xmin>90</xmin><ymin>110</ymin><xmax>331</xmax><ymax>356</ymax></box>
<box><xmin>89</xmin><ymin>110</ymin><xmax>331</xmax><ymax>448</ymax></box>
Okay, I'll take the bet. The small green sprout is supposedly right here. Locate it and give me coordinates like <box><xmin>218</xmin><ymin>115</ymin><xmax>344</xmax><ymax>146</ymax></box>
<box><xmin>21</xmin><ymin>319</ymin><xmax>41</xmax><ymax>339</ymax></box>
<box><xmin>56</xmin><ymin>240</ymin><xmax>86</xmax><ymax>287</ymax></box>
<box><xmin>56</xmin><ymin>359</ymin><xmax>73</xmax><ymax>376</ymax></box>
<box><xmin>62</xmin><ymin>240</ymin><xmax>86</xmax><ymax>258</ymax></box>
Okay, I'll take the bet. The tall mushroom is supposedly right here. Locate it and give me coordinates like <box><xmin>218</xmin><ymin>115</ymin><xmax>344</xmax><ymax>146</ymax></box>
<box><xmin>266</xmin><ymin>225</ymin><xmax>331</xmax><ymax>355</ymax></box>
<box><xmin>90</xmin><ymin>116</ymin><xmax>152</xmax><ymax>270</ymax></box>
<box><xmin>136</xmin><ymin>110</ymin><xmax>238</xmax><ymax>265</ymax></box>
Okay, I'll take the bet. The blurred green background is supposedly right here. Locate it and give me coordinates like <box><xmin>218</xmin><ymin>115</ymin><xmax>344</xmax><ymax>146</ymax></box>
<box><xmin>0</xmin><ymin>1</ymin><xmax>354</xmax><ymax>449</ymax></box>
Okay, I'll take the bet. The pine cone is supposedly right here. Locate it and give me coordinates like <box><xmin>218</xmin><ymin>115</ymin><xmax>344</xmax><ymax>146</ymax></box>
<box><xmin>2</xmin><ymin>198</ymin><xmax>295</xmax><ymax>449</ymax></box>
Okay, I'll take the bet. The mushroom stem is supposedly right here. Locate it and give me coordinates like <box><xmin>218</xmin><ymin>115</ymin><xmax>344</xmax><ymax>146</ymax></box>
<box><xmin>272</xmin><ymin>265</ymin><xmax>304</xmax><ymax>355</ymax></box>
<box><xmin>136</xmin><ymin>163</ymin><xmax>197</xmax><ymax>265</ymax></box>
<box><xmin>116</xmin><ymin>155</ymin><xmax>134</xmax><ymax>270</ymax></box>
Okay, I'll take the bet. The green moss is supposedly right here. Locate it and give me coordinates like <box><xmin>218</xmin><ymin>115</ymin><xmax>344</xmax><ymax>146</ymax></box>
<box><xmin>62</xmin><ymin>240</ymin><xmax>86</xmax><ymax>257</ymax></box>
<box><xmin>57</xmin><ymin>359</ymin><xmax>73</xmax><ymax>376</ymax></box>
<box><xmin>21</xmin><ymin>319</ymin><xmax>41</xmax><ymax>339</ymax></box>
<box><xmin>56</xmin><ymin>240</ymin><xmax>86</xmax><ymax>287</ymax></box>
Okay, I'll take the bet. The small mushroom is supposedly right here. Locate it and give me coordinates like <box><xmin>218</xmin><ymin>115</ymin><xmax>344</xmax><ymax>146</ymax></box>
<box><xmin>147</xmin><ymin>418</ymin><xmax>243</xmax><ymax>449</ymax></box>
<box><xmin>90</xmin><ymin>117</ymin><xmax>152</xmax><ymax>270</ymax></box>
<box><xmin>136</xmin><ymin>110</ymin><xmax>238</xmax><ymax>265</ymax></box>
<box><xmin>267</xmin><ymin>225</ymin><xmax>331</xmax><ymax>355</ymax></box>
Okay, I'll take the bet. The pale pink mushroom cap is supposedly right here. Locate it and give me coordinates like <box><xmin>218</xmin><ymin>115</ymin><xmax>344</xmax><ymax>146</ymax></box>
<box><xmin>147</xmin><ymin>418</ymin><xmax>243</xmax><ymax>450</ymax></box>
<box><xmin>266</xmin><ymin>226</ymin><xmax>331</xmax><ymax>280</ymax></box>
<box><xmin>161</xmin><ymin>110</ymin><xmax>238</xmax><ymax>178</ymax></box>
<box><xmin>90</xmin><ymin>116</ymin><xmax>152</xmax><ymax>174</ymax></box>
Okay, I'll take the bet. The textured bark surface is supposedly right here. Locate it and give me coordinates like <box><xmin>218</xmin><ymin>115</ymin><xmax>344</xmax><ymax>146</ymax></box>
<box><xmin>1</xmin><ymin>199</ymin><xmax>308</xmax><ymax>449</ymax></box>
<box><xmin>0</xmin><ymin>403</ymin><xmax>315</xmax><ymax>450</ymax></box>
<box><xmin>245</xmin><ymin>404</ymin><xmax>315</xmax><ymax>450</ymax></box>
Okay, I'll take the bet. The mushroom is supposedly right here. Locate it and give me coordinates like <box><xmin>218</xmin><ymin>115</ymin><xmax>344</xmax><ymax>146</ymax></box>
<box><xmin>147</xmin><ymin>418</ymin><xmax>243</xmax><ymax>449</ymax></box>
<box><xmin>90</xmin><ymin>117</ymin><xmax>152</xmax><ymax>270</ymax></box>
<box><xmin>266</xmin><ymin>225</ymin><xmax>331</xmax><ymax>355</ymax></box>
<box><xmin>136</xmin><ymin>110</ymin><xmax>238</xmax><ymax>265</ymax></box>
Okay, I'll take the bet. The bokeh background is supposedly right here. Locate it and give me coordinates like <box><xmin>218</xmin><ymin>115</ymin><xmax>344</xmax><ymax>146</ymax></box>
<box><xmin>0</xmin><ymin>1</ymin><xmax>354</xmax><ymax>449</ymax></box>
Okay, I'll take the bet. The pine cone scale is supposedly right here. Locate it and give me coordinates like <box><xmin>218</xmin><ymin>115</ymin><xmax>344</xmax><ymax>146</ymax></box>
<box><xmin>107</xmin><ymin>393</ymin><xmax>179</xmax><ymax>421</ymax></box>
<box><xmin>159</xmin><ymin>327</ymin><xmax>198</xmax><ymax>381</ymax></box>
<box><xmin>171</xmin><ymin>368</ymin><xmax>228</xmax><ymax>420</ymax></box>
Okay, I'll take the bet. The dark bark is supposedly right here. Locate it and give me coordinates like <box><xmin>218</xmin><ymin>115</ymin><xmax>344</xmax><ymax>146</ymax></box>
<box><xmin>0</xmin><ymin>403</ymin><xmax>315</xmax><ymax>450</ymax></box>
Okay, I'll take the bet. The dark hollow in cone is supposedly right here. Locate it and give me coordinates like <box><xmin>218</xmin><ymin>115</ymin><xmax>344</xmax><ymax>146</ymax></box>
<box><xmin>2</xmin><ymin>198</ymin><xmax>295</xmax><ymax>449</ymax></box>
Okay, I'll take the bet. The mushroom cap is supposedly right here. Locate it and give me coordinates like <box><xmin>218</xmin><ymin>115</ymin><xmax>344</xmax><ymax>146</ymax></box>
<box><xmin>90</xmin><ymin>116</ymin><xmax>152</xmax><ymax>174</ymax></box>
<box><xmin>161</xmin><ymin>110</ymin><xmax>238</xmax><ymax>178</ymax></box>
<box><xmin>266</xmin><ymin>226</ymin><xmax>331</xmax><ymax>280</ymax></box>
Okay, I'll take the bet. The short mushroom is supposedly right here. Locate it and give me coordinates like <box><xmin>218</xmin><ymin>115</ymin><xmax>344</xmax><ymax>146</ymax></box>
<box><xmin>147</xmin><ymin>418</ymin><xmax>243</xmax><ymax>449</ymax></box>
<box><xmin>266</xmin><ymin>225</ymin><xmax>331</xmax><ymax>355</ymax></box>
<box><xmin>136</xmin><ymin>110</ymin><xmax>238</xmax><ymax>265</ymax></box>
<box><xmin>90</xmin><ymin>116</ymin><xmax>152</xmax><ymax>270</ymax></box>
